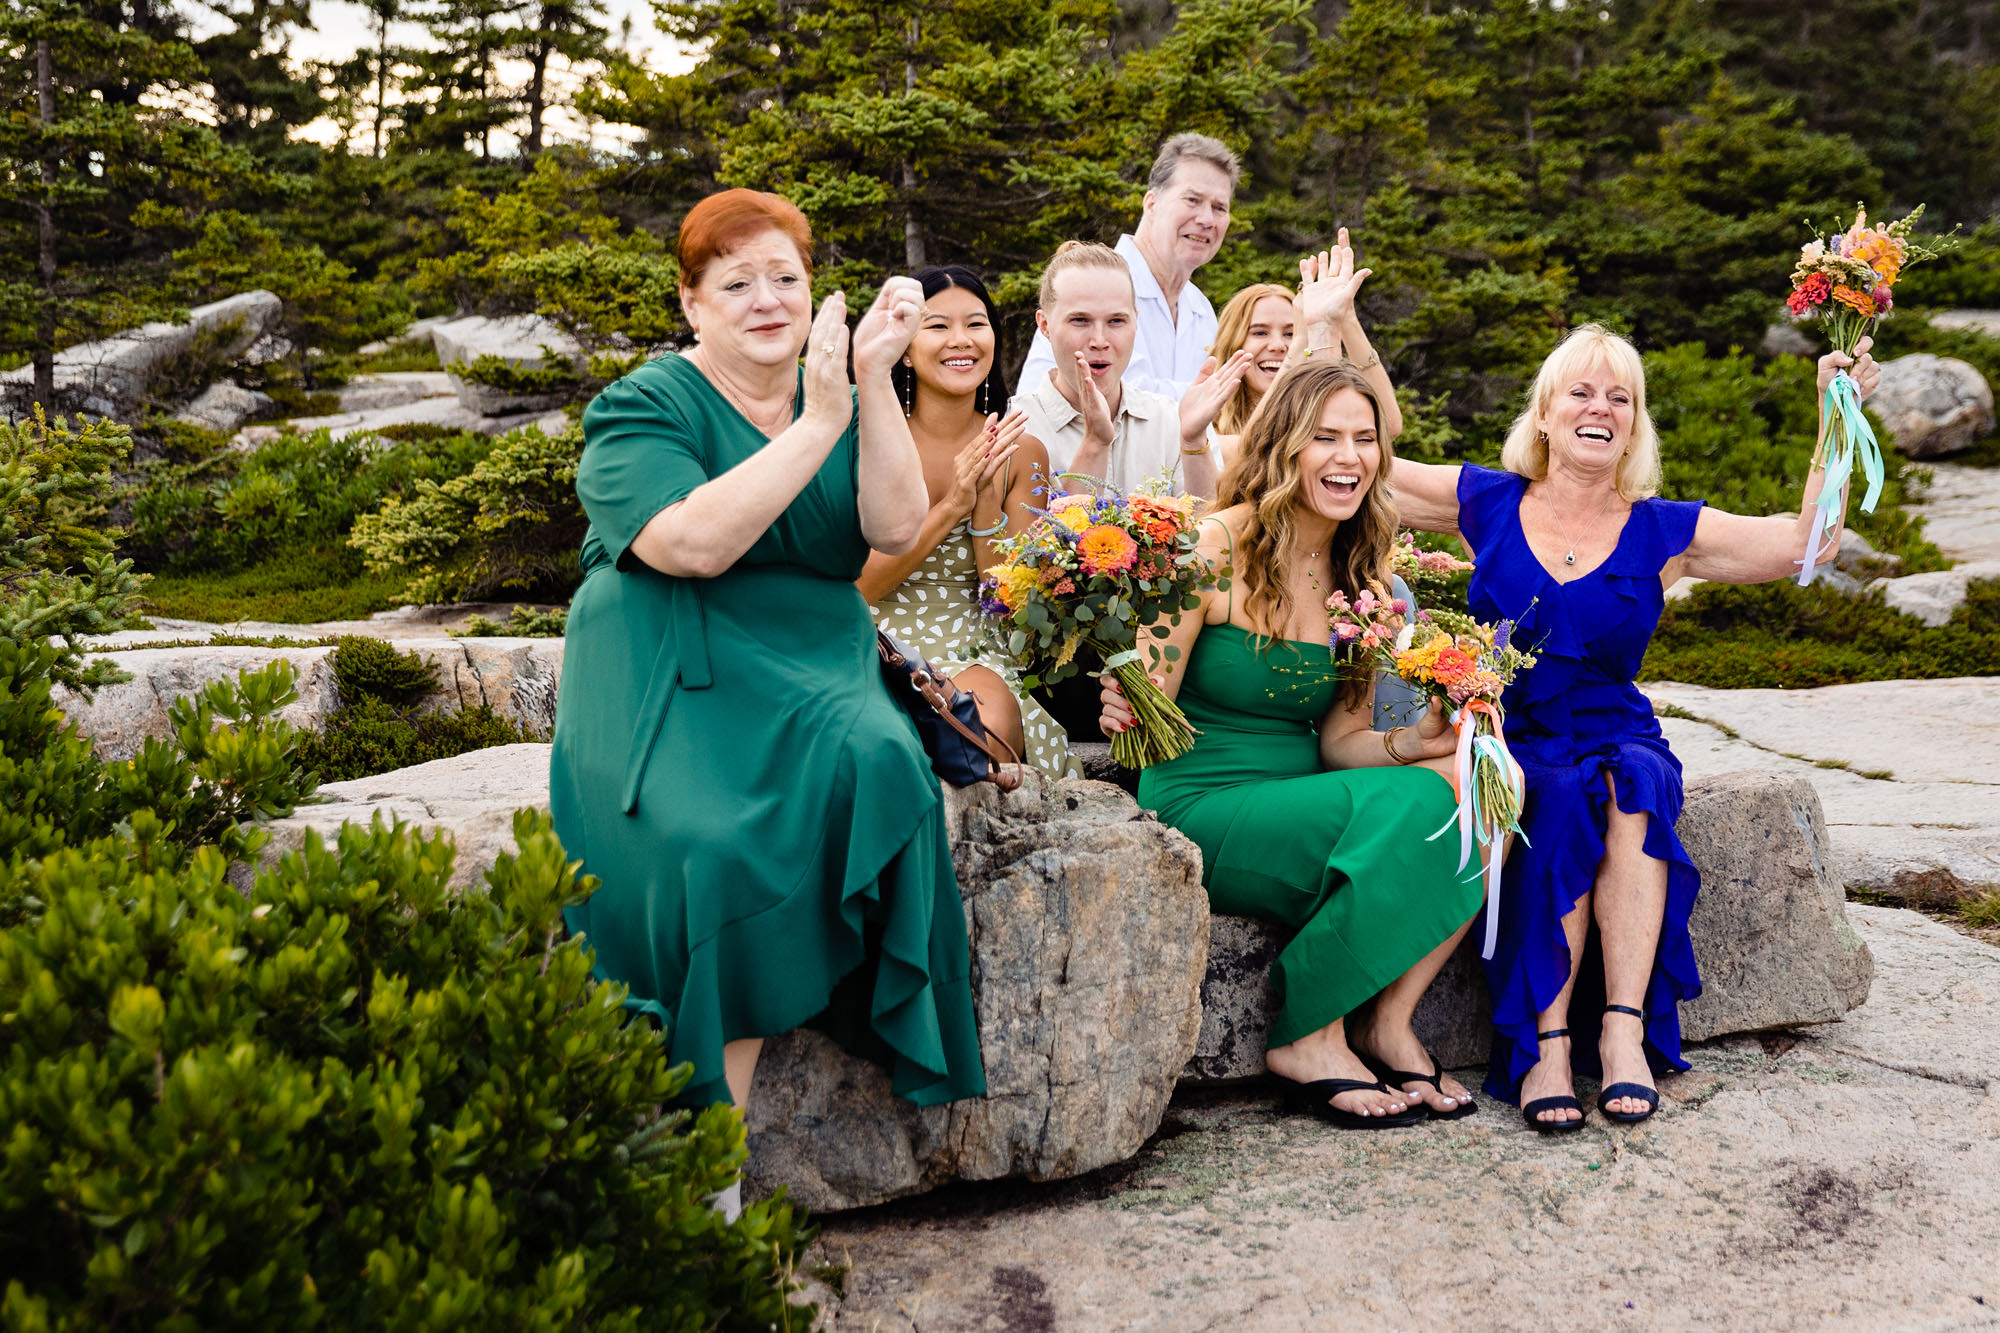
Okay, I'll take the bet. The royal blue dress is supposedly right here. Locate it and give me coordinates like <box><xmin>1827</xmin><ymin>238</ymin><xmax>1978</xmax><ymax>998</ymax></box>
<box><xmin>1456</xmin><ymin>465</ymin><xmax>1705</xmax><ymax>1103</ymax></box>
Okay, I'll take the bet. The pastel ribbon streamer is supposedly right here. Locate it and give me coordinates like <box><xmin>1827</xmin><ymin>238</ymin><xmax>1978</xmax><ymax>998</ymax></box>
<box><xmin>1425</xmin><ymin>700</ymin><xmax>1527</xmax><ymax>959</ymax></box>
<box><xmin>1798</xmin><ymin>368</ymin><xmax>1882</xmax><ymax>587</ymax></box>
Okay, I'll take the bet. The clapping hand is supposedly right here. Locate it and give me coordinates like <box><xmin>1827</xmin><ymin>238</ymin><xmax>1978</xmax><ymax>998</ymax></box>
<box><xmin>852</xmin><ymin>276</ymin><xmax>925</xmax><ymax>380</ymax></box>
<box><xmin>1297</xmin><ymin>227</ymin><xmax>1374</xmax><ymax>335</ymax></box>
<box><xmin>944</xmin><ymin>410</ymin><xmax>1028</xmax><ymax>521</ymax></box>
<box><xmin>802</xmin><ymin>292</ymin><xmax>852</xmax><ymax>426</ymax></box>
<box><xmin>1179</xmin><ymin>350</ymin><xmax>1254</xmax><ymax>444</ymax></box>
<box><xmin>1817</xmin><ymin>334</ymin><xmax>1881</xmax><ymax>400</ymax></box>
<box><xmin>1073</xmin><ymin>350</ymin><xmax>1115</xmax><ymax>448</ymax></box>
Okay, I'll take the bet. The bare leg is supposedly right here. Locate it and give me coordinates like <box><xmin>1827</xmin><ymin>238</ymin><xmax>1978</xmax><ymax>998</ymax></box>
<box><xmin>722</xmin><ymin>1036</ymin><xmax>764</xmax><ymax>1110</ymax></box>
<box><xmin>1349</xmin><ymin>909</ymin><xmax>1480</xmax><ymax>1113</ymax></box>
<box><xmin>1264</xmin><ymin>1018</ymin><xmax>1413</xmax><ymax>1118</ymax></box>
<box><xmin>1519</xmin><ymin>888</ymin><xmax>1592</xmax><ymax>1124</ymax></box>
<box><xmin>1592</xmin><ymin>774</ymin><xmax>1669</xmax><ymax>1115</ymax></box>
<box><xmin>954</xmin><ymin>664</ymin><xmax>1025</xmax><ymax>757</ymax></box>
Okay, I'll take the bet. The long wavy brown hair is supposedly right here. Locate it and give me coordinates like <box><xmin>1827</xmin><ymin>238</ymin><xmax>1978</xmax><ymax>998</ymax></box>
<box><xmin>1214</xmin><ymin>360</ymin><xmax>1398</xmax><ymax>706</ymax></box>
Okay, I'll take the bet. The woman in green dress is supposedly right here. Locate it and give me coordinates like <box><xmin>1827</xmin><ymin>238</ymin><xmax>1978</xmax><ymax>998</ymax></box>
<box><xmin>550</xmin><ymin>190</ymin><xmax>987</xmax><ymax>1171</ymax></box>
<box><xmin>1101</xmin><ymin>351</ymin><xmax>1489</xmax><ymax>1128</ymax></box>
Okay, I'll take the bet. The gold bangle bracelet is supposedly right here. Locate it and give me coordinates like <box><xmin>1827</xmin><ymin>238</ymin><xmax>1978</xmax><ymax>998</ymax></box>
<box><xmin>1382</xmin><ymin>726</ymin><xmax>1415</xmax><ymax>764</ymax></box>
<box><xmin>1353</xmin><ymin>352</ymin><xmax>1380</xmax><ymax>372</ymax></box>
<box><xmin>1180</xmin><ymin>440</ymin><xmax>1213</xmax><ymax>456</ymax></box>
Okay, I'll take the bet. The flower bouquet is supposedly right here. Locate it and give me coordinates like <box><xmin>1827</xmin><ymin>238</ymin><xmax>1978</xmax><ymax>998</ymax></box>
<box><xmin>1328</xmin><ymin>594</ymin><xmax>1537</xmax><ymax>958</ymax></box>
<box><xmin>1390</xmin><ymin>530</ymin><xmax>1475</xmax><ymax>593</ymax></box>
<box><xmin>1783</xmin><ymin>206</ymin><xmax>1953</xmax><ymax>585</ymax></box>
<box><xmin>980</xmin><ymin>478</ymin><xmax>1221</xmax><ymax>768</ymax></box>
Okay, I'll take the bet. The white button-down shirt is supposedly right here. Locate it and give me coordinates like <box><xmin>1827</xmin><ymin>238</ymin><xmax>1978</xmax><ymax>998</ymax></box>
<box><xmin>1015</xmin><ymin>370</ymin><xmax>1185</xmax><ymax>497</ymax></box>
<box><xmin>1015</xmin><ymin>233</ymin><xmax>1218</xmax><ymax>402</ymax></box>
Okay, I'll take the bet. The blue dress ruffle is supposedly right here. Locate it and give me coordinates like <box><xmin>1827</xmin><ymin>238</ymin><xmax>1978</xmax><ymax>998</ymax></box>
<box><xmin>1455</xmin><ymin>465</ymin><xmax>1705</xmax><ymax>1103</ymax></box>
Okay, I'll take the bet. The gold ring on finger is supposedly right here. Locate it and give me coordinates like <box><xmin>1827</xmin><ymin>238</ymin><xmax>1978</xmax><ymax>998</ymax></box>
<box><xmin>822</xmin><ymin>342</ymin><xmax>835</xmax><ymax>356</ymax></box>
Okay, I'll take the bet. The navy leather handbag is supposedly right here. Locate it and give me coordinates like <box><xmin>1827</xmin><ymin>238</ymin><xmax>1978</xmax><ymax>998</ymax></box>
<box><xmin>876</xmin><ymin>629</ymin><xmax>1022</xmax><ymax>790</ymax></box>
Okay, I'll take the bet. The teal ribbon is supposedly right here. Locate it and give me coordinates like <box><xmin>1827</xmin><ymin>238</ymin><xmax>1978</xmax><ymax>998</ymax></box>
<box><xmin>1800</xmin><ymin>369</ymin><xmax>1883</xmax><ymax>587</ymax></box>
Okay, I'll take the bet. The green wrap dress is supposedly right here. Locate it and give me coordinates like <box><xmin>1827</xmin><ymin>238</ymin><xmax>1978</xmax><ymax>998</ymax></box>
<box><xmin>551</xmin><ymin>353</ymin><xmax>986</xmax><ymax>1110</ymax></box>
<box><xmin>1138</xmin><ymin>622</ymin><xmax>1483</xmax><ymax>1049</ymax></box>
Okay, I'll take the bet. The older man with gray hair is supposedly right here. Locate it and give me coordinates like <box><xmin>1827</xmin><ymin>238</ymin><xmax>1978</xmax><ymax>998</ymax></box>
<box><xmin>1016</xmin><ymin>133</ymin><xmax>1238</xmax><ymax>401</ymax></box>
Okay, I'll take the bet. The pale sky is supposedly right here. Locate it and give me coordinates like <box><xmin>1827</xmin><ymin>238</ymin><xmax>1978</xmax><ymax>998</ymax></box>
<box><xmin>172</xmin><ymin>0</ymin><xmax>697</xmax><ymax>154</ymax></box>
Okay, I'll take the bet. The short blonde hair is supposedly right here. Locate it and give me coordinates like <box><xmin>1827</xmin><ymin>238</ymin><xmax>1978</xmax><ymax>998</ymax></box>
<box><xmin>1037</xmin><ymin>240</ymin><xmax>1132</xmax><ymax>312</ymax></box>
<box><xmin>1500</xmin><ymin>323</ymin><xmax>1661</xmax><ymax>501</ymax></box>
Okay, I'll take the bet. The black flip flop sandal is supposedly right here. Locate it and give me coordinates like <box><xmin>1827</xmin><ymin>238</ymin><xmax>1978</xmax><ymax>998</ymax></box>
<box><xmin>1268</xmin><ymin>1073</ymin><xmax>1427</xmax><ymax>1130</ymax></box>
<box><xmin>1522</xmin><ymin>1026</ymin><xmax>1588</xmax><ymax>1134</ymax></box>
<box><xmin>1595</xmin><ymin>1005</ymin><xmax>1661</xmax><ymax>1124</ymax></box>
<box><xmin>1359</xmin><ymin>1049</ymin><xmax>1478</xmax><ymax>1121</ymax></box>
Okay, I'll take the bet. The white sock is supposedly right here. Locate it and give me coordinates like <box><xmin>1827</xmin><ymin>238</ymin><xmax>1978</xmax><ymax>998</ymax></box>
<box><xmin>707</xmin><ymin>1180</ymin><xmax>742</xmax><ymax>1223</ymax></box>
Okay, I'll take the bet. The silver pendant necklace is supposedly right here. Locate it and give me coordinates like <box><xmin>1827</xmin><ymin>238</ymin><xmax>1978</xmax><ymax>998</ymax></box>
<box><xmin>1544</xmin><ymin>484</ymin><xmax>1614</xmax><ymax>570</ymax></box>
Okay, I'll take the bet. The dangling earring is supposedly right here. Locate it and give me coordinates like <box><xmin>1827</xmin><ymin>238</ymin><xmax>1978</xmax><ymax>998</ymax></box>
<box><xmin>1536</xmin><ymin>429</ymin><xmax>1549</xmax><ymax>448</ymax></box>
<box><xmin>901</xmin><ymin>358</ymin><xmax>914</xmax><ymax>417</ymax></box>
<box><xmin>977</xmin><ymin>380</ymin><xmax>987</xmax><ymax>415</ymax></box>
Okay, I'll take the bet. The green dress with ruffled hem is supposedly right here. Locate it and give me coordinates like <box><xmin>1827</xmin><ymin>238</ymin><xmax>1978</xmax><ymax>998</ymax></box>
<box><xmin>551</xmin><ymin>352</ymin><xmax>986</xmax><ymax>1110</ymax></box>
<box><xmin>1137</xmin><ymin>624</ymin><xmax>1482</xmax><ymax>1048</ymax></box>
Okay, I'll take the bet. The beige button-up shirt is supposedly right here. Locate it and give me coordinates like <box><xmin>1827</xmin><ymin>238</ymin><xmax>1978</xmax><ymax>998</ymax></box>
<box><xmin>1015</xmin><ymin>371</ymin><xmax>1185</xmax><ymax>497</ymax></box>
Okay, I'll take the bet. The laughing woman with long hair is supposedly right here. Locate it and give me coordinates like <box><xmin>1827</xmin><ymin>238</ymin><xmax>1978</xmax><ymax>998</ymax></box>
<box><xmin>1100</xmin><ymin>360</ymin><xmax>1488</xmax><ymax>1128</ymax></box>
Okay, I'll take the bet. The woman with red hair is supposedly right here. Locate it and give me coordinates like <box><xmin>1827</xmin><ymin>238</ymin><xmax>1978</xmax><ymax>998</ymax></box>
<box><xmin>549</xmin><ymin>191</ymin><xmax>986</xmax><ymax>1212</ymax></box>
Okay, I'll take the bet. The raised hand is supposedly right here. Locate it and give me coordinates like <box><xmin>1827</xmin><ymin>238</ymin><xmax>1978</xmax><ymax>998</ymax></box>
<box><xmin>1818</xmin><ymin>334</ymin><xmax>1881</xmax><ymax>400</ymax></box>
<box><xmin>801</xmin><ymin>291</ymin><xmax>852</xmax><ymax>426</ymax></box>
<box><xmin>1074</xmin><ymin>350</ymin><xmax>1115</xmax><ymax>447</ymax></box>
<box><xmin>1297</xmin><ymin>227</ymin><xmax>1374</xmax><ymax>334</ymax></box>
<box><xmin>1179</xmin><ymin>350</ymin><xmax>1253</xmax><ymax>443</ymax></box>
<box><xmin>852</xmin><ymin>275</ymin><xmax>925</xmax><ymax>380</ymax></box>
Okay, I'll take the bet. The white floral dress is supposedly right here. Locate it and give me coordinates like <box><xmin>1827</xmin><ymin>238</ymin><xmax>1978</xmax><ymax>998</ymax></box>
<box><xmin>872</xmin><ymin>521</ymin><xmax>1079</xmax><ymax>779</ymax></box>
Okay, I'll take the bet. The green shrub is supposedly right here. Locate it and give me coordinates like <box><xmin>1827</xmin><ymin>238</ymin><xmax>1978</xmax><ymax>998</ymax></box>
<box><xmin>448</xmin><ymin>351</ymin><xmax>581</xmax><ymax>393</ymax></box>
<box><xmin>1642</xmin><ymin>578</ymin><xmax>2000</xmax><ymax>688</ymax></box>
<box><xmin>0</xmin><ymin>809</ymin><xmax>815</xmax><ymax>1330</ymax></box>
<box><xmin>2</xmin><ymin>410</ymin><xmax>150</xmax><ymax>692</ymax></box>
<box><xmin>331</xmin><ymin>634</ymin><xmax>439</xmax><ymax>708</ymax></box>
<box><xmin>295</xmin><ymin>696</ymin><xmax>536</xmax><ymax>783</ymax></box>
<box><xmin>140</xmin><ymin>546</ymin><xmax>410</xmax><ymax>624</ymax></box>
<box><xmin>127</xmin><ymin>427</ymin><xmax>493</xmax><ymax>577</ymax></box>
<box><xmin>295</xmin><ymin>637</ymin><xmax>534</xmax><ymax>783</ymax></box>
<box><xmin>351</xmin><ymin>423</ymin><xmax>587</xmax><ymax>604</ymax></box>
<box><xmin>454</xmin><ymin>605</ymin><xmax>568</xmax><ymax>638</ymax></box>
<box><xmin>354</xmin><ymin>337</ymin><xmax>443</xmax><ymax>374</ymax></box>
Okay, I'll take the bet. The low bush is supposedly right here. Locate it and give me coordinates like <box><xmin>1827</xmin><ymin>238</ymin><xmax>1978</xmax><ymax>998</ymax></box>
<box><xmin>455</xmin><ymin>605</ymin><xmax>569</xmax><ymax>638</ymax></box>
<box><xmin>1</xmin><ymin>405</ymin><xmax>815</xmax><ymax>1330</ymax></box>
<box><xmin>449</xmin><ymin>351</ymin><xmax>581</xmax><ymax>393</ymax></box>
<box><xmin>127</xmin><ymin>427</ymin><xmax>492</xmax><ymax>576</ymax></box>
<box><xmin>296</xmin><ymin>637</ymin><xmax>536</xmax><ymax>783</ymax></box>
<box><xmin>140</xmin><ymin>545</ymin><xmax>410</xmax><ymax>624</ymax></box>
<box><xmin>295</xmin><ymin>695</ymin><xmax>536</xmax><ymax>783</ymax></box>
<box><xmin>0</xmin><ymin>809</ymin><xmax>815</xmax><ymax>1330</ymax></box>
<box><xmin>351</xmin><ymin>422</ymin><xmax>587</xmax><ymax>604</ymax></box>
<box><xmin>1641</xmin><ymin>577</ymin><xmax>2000</xmax><ymax>688</ymax></box>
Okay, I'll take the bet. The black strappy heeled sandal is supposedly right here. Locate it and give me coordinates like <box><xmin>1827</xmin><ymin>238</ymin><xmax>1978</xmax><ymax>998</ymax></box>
<box><xmin>1358</xmin><ymin>1049</ymin><xmax>1478</xmax><ymax>1121</ymax></box>
<box><xmin>1595</xmin><ymin>1004</ymin><xmax>1661</xmax><ymax>1125</ymax></box>
<box><xmin>1521</xmin><ymin>1027</ymin><xmax>1588</xmax><ymax>1134</ymax></box>
<box><xmin>1268</xmin><ymin>1072</ymin><xmax>1428</xmax><ymax>1130</ymax></box>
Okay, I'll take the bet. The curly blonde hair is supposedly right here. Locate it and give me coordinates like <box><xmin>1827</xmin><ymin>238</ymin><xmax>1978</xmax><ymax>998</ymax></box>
<box><xmin>1214</xmin><ymin>360</ymin><xmax>1398</xmax><ymax>706</ymax></box>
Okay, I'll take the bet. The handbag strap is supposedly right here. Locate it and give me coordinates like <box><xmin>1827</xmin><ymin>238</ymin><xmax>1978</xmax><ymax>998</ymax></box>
<box><xmin>877</xmin><ymin>632</ymin><xmax>1026</xmax><ymax>790</ymax></box>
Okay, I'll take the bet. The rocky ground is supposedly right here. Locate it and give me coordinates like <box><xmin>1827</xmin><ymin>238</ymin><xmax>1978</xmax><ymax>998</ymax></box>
<box><xmin>805</xmin><ymin>904</ymin><xmax>2000</xmax><ymax>1332</ymax></box>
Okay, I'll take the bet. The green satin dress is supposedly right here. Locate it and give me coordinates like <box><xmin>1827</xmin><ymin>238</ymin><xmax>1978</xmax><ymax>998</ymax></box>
<box><xmin>550</xmin><ymin>353</ymin><xmax>985</xmax><ymax>1110</ymax></box>
<box><xmin>1138</xmin><ymin>623</ymin><xmax>1483</xmax><ymax>1049</ymax></box>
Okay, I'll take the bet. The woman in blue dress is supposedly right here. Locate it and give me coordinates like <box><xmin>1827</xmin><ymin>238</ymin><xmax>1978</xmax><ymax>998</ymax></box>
<box><xmin>1392</xmin><ymin>322</ymin><xmax>1880</xmax><ymax>1131</ymax></box>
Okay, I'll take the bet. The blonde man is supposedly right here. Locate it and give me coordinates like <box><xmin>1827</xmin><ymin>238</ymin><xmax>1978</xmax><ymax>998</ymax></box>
<box><xmin>1014</xmin><ymin>241</ymin><xmax>1247</xmax><ymax>500</ymax></box>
